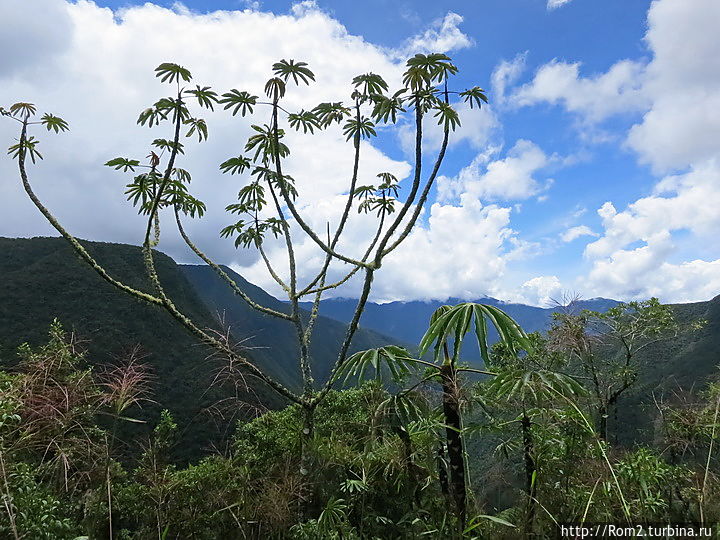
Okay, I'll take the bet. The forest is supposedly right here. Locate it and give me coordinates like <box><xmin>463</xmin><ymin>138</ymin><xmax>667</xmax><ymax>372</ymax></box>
<box><xmin>1</xmin><ymin>52</ymin><xmax>719</xmax><ymax>540</ymax></box>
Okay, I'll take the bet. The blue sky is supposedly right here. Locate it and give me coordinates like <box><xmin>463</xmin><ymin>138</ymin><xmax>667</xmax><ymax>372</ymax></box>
<box><xmin>1</xmin><ymin>0</ymin><xmax>718</xmax><ymax>305</ymax></box>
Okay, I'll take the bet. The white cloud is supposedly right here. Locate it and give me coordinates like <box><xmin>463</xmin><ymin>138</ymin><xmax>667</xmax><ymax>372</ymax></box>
<box><xmin>561</xmin><ymin>225</ymin><xmax>598</xmax><ymax>242</ymax></box>
<box><xmin>491</xmin><ymin>53</ymin><xmax>526</xmax><ymax>105</ymax></box>
<box><xmin>438</xmin><ymin>139</ymin><xmax>551</xmax><ymax>202</ymax></box>
<box><xmin>394</xmin><ymin>12</ymin><xmax>473</xmax><ymax>58</ymax></box>
<box><xmin>584</xmin><ymin>161</ymin><xmax>720</xmax><ymax>301</ymax></box>
<box><xmin>518</xmin><ymin>276</ymin><xmax>563</xmax><ymax>306</ymax></box>
<box><xmin>0</xmin><ymin>0</ymin><xmax>409</xmax><ymax>273</ymax></box>
<box><xmin>506</xmin><ymin>0</ymin><xmax>720</xmax><ymax>303</ymax></box>
<box><xmin>547</xmin><ymin>0</ymin><xmax>573</xmax><ymax>10</ymax></box>
<box><xmin>511</xmin><ymin>59</ymin><xmax>647</xmax><ymax>123</ymax></box>
<box><xmin>0</xmin><ymin>0</ymin><xmax>537</xmax><ymax>306</ymax></box>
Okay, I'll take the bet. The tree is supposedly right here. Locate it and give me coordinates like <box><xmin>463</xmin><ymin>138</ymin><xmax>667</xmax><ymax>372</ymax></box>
<box><xmin>483</xmin><ymin>332</ymin><xmax>585</xmax><ymax>535</ymax></box>
<box><xmin>340</xmin><ymin>302</ymin><xmax>532</xmax><ymax>530</ymax></box>
<box><xmin>549</xmin><ymin>298</ymin><xmax>677</xmax><ymax>441</ymax></box>
<box><xmin>2</xmin><ymin>55</ymin><xmax>489</xmax><ymax>480</ymax></box>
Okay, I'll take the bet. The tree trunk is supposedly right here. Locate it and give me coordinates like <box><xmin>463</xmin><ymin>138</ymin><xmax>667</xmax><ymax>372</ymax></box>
<box><xmin>521</xmin><ymin>411</ymin><xmax>537</xmax><ymax>536</ymax></box>
<box><xmin>598</xmin><ymin>403</ymin><xmax>608</xmax><ymax>441</ymax></box>
<box><xmin>440</xmin><ymin>363</ymin><xmax>466</xmax><ymax>528</ymax></box>
<box><xmin>300</xmin><ymin>404</ymin><xmax>315</xmax><ymax>518</ymax></box>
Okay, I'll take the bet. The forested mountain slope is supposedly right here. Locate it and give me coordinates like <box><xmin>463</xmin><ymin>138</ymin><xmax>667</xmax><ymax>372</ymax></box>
<box><xmin>0</xmin><ymin>237</ymin><xmax>280</xmax><ymax>458</ymax></box>
<box><xmin>179</xmin><ymin>264</ymin><xmax>407</xmax><ymax>386</ymax></box>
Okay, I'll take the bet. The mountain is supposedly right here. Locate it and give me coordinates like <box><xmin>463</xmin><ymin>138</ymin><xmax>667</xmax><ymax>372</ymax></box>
<box><xmin>297</xmin><ymin>296</ymin><xmax>620</xmax><ymax>359</ymax></box>
<box><xmin>0</xmin><ymin>238</ymin><xmax>404</xmax><ymax>449</ymax></box>
<box><xmin>179</xmin><ymin>265</ymin><xmax>407</xmax><ymax>387</ymax></box>
<box><xmin>0</xmin><ymin>236</ymin><xmax>276</xmax><ymax>460</ymax></box>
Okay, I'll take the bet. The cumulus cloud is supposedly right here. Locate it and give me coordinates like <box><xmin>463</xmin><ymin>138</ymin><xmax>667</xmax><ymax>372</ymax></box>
<box><xmin>394</xmin><ymin>12</ymin><xmax>473</xmax><ymax>58</ymax></box>
<box><xmin>511</xmin><ymin>59</ymin><xmax>647</xmax><ymax>123</ymax></box>
<box><xmin>437</xmin><ymin>139</ymin><xmax>551</xmax><ymax>202</ymax></box>
<box><xmin>505</xmin><ymin>0</ymin><xmax>720</xmax><ymax>303</ymax></box>
<box><xmin>518</xmin><ymin>276</ymin><xmax>563</xmax><ymax>306</ymax></box>
<box><xmin>584</xmin><ymin>161</ymin><xmax>720</xmax><ymax>301</ymax></box>
<box><xmin>0</xmin><ymin>0</ymin><xmax>538</xmax><ymax>305</ymax></box>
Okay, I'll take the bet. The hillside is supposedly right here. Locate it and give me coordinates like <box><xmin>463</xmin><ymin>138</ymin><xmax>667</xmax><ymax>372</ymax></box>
<box><xmin>179</xmin><ymin>265</ymin><xmax>408</xmax><ymax>386</ymax></box>
<box><xmin>0</xmin><ymin>237</ymin><xmax>282</xmax><ymax>459</ymax></box>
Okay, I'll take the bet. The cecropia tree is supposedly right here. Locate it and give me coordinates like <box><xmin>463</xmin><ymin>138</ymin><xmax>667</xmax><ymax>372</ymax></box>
<box><xmin>3</xmin><ymin>53</ymin><xmax>490</xmax><ymax>476</ymax></box>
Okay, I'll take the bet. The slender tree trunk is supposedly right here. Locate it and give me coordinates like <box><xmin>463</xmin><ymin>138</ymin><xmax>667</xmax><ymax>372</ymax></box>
<box><xmin>300</xmin><ymin>403</ymin><xmax>316</xmax><ymax>518</ymax></box>
<box><xmin>521</xmin><ymin>411</ymin><xmax>537</xmax><ymax>536</ymax></box>
<box><xmin>598</xmin><ymin>403</ymin><xmax>608</xmax><ymax>441</ymax></box>
<box><xmin>440</xmin><ymin>363</ymin><xmax>466</xmax><ymax>528</ymax></box>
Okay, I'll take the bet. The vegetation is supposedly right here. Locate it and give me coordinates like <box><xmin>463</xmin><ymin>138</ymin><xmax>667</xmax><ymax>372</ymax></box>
<box><xmin>2</xmin><ymin>55</ymin><xmax>720</xmax><ymax>538</ymax></box>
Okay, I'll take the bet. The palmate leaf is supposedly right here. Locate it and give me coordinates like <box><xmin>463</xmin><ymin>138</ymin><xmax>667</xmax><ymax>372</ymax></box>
<box><xmin>152</xmin><ymin>138</ymin><xmax>185</xmax><ymax>155</ymax></box>
<box><xmin>172</xmin><ymin>168</ymin><xmax>192</xmax><ymax>184</ymax></box>
<box><xmin>287</xmin><ymin>110</ymin><xmax>321</xmax><ymax>134</ymax></box>
<box><xmin>376</xmin><ymin>172</ymin><xmax>399</xmax><ymax>197</ymax></box>
<box><xmin>352</xmin><ymin>185</ymin><xmax>375</xmax><ymax>200</ymax></box>
<box><xmin>245</xmin><ymin>125</ymin><xmax>290</xmax><ymax>162</ymax></box>
<box><xmin>459</xmin><ymin>86</ymin><xmax>488</xmax><ymax>109</ymax></box>
<box><xmin>418</xmin><ymin>303</ymin><xmax>532</xmax><ymax>365</ymax></box>
<box><xmin>40</xmin><ymin>113</ymin><xmax>69</xmax><ymax>133</ymax></box>
<box><xmin>372</xmin><ymin>88</ymin><xmax>407</xmax><ymax>122</ymax></box>
<box><xmin>105</xmin><ymin>157</ymin><xmax>141</xmax><ymax>172</ymax></box>
<box><xmin>183</xmin><ymin>118</ymin><xmax>208</xmax><ymax>141</ymax></box>
<box><xmin>219</xmin><ymin>90</ymin><xmax>258</xmax><ymax>117</ymax></box>
<box><xmin>154</xmin><ymin>62</ymin><xmax>192</xmax><ymax>84</ymax></box>
<box><xmin>264</xmin><ymin>77</ymin><xmax>286</xmax><ymax>100</ymax></box>
<box><xmin>183</xmin><ymin>85</ymin><xmax>218</xmax><ymax>110</ymax></box>
<box><xmin>342</xmin><ymin>116</ymin><xmax>376</xmax><ymax>141</ymax></box>
<box><xmin>174</xmin><ymin>193</ymin><xmax>206</xmax><ymax>219</ymax></box>
<box><xmin>405</xmin><ymin>53</ymin><xmax>457</xmax><ymax>87</ymax></box>
<box><xmin>125</xmin><ymin>172</ymin><xmax>158</xmax><ymax>208</ymax></box>
<box><xmin>336</xmin><ymin>345</ymin><xmax>417</xmax><ymax>384</ymax></box>
<box><xmin>433</xmin><ymin>102</ymin><xmax>461</xmax><ymax>131</ymax></box>
<box><xmin>351</xmin><ymin>72</ymin><xmax>389</xmax><ymax>96</ymax></box>
<box><xmin>272</xmin><ymin>59</ymin><xmax>315</xmax><ymax>86</ymax></box>
<box><xmin>486</xmin><ymin>368</ymin><xmax>585</xmax><ymax>403</ymax></box>
<box><xmin>219</xmin><ymin>156</ymin><xmax>251</xmax><ymax>175</ymax></box>
<box><xmin>9</xmin><ymin>102</ymin><xmax>37</xmax><ymax>118</ymax></box>
<box><xmin>8</xmin><ymin>136</ymin><xmax>42</xmax><ymax>163</ymax></box>
<box><xmin>137</xmin><ymin>106</ymin><xmax>168</xmax><ymax>127</ymax></box>
<box><xmin>312</xmin><ymin>102</ymin><xmax>351</xmax><ymax>126</ymax></box>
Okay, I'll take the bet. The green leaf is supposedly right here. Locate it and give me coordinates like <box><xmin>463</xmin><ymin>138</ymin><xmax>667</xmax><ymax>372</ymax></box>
<box><xmin>184</xmin><ymin>117</ymin><xmax>208</xmax><ymax>141</ymax></box>
<box><xmin>459</xmin><ymin>86</ymin><xmax>488</xmax><ymax>109</ymax></box>
<box><xmin>418</xmin><ymin>303</ymin><xmax>532</xmax><ymax>365</ymax></box>
<box><xmin>7</xmin><ymin>136</ymin><xmax>43</xmax><ymax>163</ymax></box>
<box><xmin>264</xmin><ymin>77</ymin><xmax>286</xmax><ymax>100</ymax></box>
<box><xmin>219</xmin><ymin>156</ymin><xmax>251</xmax><ymax>175</ymax></box>
<box><xmin>152</xmin><ymin>138</ymin><xmax>185</xmax><ymax>155</ymax></box>
<box><xmin>105</xmin><ymin>157</ymin><xmax>141</xmax><ymax>172</ymax></box>
<box><xmin>9</xmin><ymin>102</ymin><xmax>37</xmax><ymax>118</ymax></box>
<box><xmin>287</xmin><ymin>110</ymin><xmax>321</xmax><ymax>134</ymax></box>
<box><xmin>272</xmin><ymin>59</ymin><xmax>315</xmax><ymax>85</ymax></box>
<box><xmin>342</xmin><ymin>116</ymin><xmax>376</xmax><ymax>141</ymax></box>
<box><xmin>154</xmin><ymin>62</ymin><xmax>192</xmax><ymax>84</ymax></box>
<box><xmin>351</xmin><ymin>72</ymin><xmax>389</xmax><ymax>95</ymax></box>
<box><xmin>40</xmin><ymin>113</ymin><xmax>69</xmax><ymax>133</ymax></box>
<box><xmin>433</xmin><ymin>102</ymin><xmax>461</xmax><ymax>131</ymax></box>
<box><xmin>311</xmin><ymin>102</ymin><xmax>351</xmax><ymax>126</ymax></box>
<box><xmin>336</xmin><ymin>345</ymin><xmax>417</xmax><ymax>384</ymax></box>
<box><xmin>219</xmin><ymin>90</ymin><xmax>258</xmax><ymax>117</ymax></box>
<box><xmin>184</xmin><ymin>85</ymin><xmax>219</xmax><ymax>109</ymax></box>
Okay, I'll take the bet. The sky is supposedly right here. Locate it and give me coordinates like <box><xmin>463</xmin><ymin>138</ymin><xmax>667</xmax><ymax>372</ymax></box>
<box><xmin>1</xmin><ymin>0</ymin><xmax>719</xmax><ymax>306</ymax></box>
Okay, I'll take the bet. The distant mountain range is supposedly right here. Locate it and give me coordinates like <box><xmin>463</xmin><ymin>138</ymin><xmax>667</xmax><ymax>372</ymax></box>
<box><xmin>297</xmin><ymin>296</ymin><xmax>620</xmax><ymax>361</ymax></box>
<box><xmin>1</xmin><ymin>236</ymin><xmax>718</xmax><ymax>452</ymax></box>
